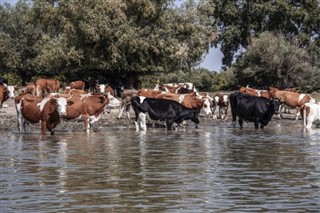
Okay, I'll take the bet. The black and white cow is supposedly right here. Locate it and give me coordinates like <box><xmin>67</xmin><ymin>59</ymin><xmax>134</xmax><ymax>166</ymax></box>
<box><xmin>131</xmin><ymin>96</ymin><xmax>200</xmax><ymax>131</ymax></box>
<box><xmin>230</xmin><ymin>92</ymin><xmax>281</xmax><ymax>129</ymax></box>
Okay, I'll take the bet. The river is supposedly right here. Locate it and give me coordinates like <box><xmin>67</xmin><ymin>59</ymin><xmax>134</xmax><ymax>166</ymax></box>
<box><xmin>1</xmin><ymin>119</ymin><xmax>320</xmax><ymax>212</ymax></box>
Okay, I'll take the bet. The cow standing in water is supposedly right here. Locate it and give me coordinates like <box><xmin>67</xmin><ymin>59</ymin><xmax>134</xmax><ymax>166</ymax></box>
<box><xmin>230</xmin><ymin>92</ymin><xmax>281</xmax><ymax>129</ymax></box>
<box><xmin>271</xmin><ymin>90</ymin><xmax>315</xmax><ymax>120</ymax></box>
<box><xmin>131</xmin><ymin>96</ymin><xmax>200</xmax><ymax>131</ymax></box>
<box><xmin>61</xmin><ymin>93</ymin><xmax>110</xmax><ymax>132</ymax></box>
<box><xmin>15</xmin><ymin>94</ymin><xmax>68</xmax><ymax>135</ymax></box>
<box><xmin>302</xmin><ymin>102</ymin><xmax>320</xmax><ymax>129</ymax></box>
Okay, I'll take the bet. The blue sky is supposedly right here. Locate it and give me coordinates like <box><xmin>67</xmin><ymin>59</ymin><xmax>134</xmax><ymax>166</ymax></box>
<box><xmin>0</xmin><ymin>0</ymin><xmax>223</xmax><ymax>71</ymax></box>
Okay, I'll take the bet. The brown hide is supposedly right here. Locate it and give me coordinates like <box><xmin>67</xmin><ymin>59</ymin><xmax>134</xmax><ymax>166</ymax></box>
<box><xmin>273</xmin><ymin>91</ymin><xmax>313</xmax><ymax>108</ymax></box>
<box><xmin>68</xmin><ymin>80</ymin><xmax>85</xmax><ymax>90</ymax></box>
<box><xmin>62</xmin><ymin>94</ymin><xmax>109</xmax><ymax>130</ymax></box>
<box><xmin>20</xmin><ymin>95</ymin><xmax>43</xmax><ymax>124</ymax></box>
<box><xmin>239</xmin><ymin>86</ymin><xmax>272</xmax><ymax>99</ymax></box>
<box><xmin>35</xmin><ymin>79</ymin><xmax>61</xmax><ymax>97</ymax></box>
<box><xmin>154</xmin><ymin>92</ymin><xmax>204</xmax><ymax>112</ymax></box>
<box><xmin>26</xmin><ymin>82</ymin><xmax>36</xmax><ymax>95</ymax></box>
<box><xmin>104</xmin><ymin>85</ymin><xmax>115</xmax><ymax>97</ymax></box>
<box><xmin>64</xmin><ymin>88</ymin><xmax>88</xmax><ymax>95</ymax></box>
<box><xmin>20</xmin><ymin>95</ymin><xmax>62</xmax><ymax>134</ymax></box>
<box><xmin>0</xmin><ymin>85</ymin><xmax>8</xmax><ymax>108</ymax></box>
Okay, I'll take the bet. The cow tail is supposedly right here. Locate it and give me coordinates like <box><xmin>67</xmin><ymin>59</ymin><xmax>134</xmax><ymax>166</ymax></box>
<box><xmin>303</xmin><ymin>106</ymin><xmax>306</xmax><ymax>128</ymax></box>
<box><xmin>132</xmin><ymin>97</ymin><xmax>148</xmax><ymax>113</ymax></box>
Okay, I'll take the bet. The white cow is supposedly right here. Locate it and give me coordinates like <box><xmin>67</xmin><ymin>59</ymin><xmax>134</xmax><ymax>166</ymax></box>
<box><xmin>303</xmin><ymin>101</ymin><xmax>320</xmax><ymax>129</ymax></box>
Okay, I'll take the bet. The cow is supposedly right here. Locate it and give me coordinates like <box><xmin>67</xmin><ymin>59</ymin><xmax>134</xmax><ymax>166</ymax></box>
<box><xmin>67</xmin><ymin>80</ymin><xmax>86</xmax><ymax>90</ymax></box>
<box><xmin>25</xmin><ymin>82</ymin><xmax>36</xmax><ymax>95</ymax></box>
<box><xmin>302</xmin><ymin>102</ymin><xmax>320</xmax><ymax>129</ymax></box>
<box><xmin>117</xmin><ymin>89</ymin><xmax>139</xmax><ymax>119</ymax></box>
<box><xmin>239</xmin><ymin>86</ymin><xmax>273</xmax><ymax>99</ymax></box>
<box><xmin>0</xmin><ymin>85</ymin><xmax>9</xmax><ymax>108</ymax></box>
<box><xmin>15</xmin><ymin>94</ymin><xmax>68</xmax><ymax>135</ymax></box>
<box><xmin>137</xmin><ymin>91</ymin><xmax>211</xmax><ymax>116</ymax></box>
<box><xmin>271</xmin><ymin>90</ymin><xmax>315</xmax><ymax>120</ymax></box>
<box><xmin>214</xmin><ymin>94</ymin><xmax>229</xmax><ymax>120</ymax></box>
<box><xmin>159</xmin><ymin>82</ymin><xmax>197</xmax><ymax>94</ymax></box>
<box><xmin>131</xmin><ymin>96</ymin><xmax>200</xmax><ymax>131</ymax></box>
<box><xmin>0</xmin><ymin>77</ymin><xmax>8</xmax><ymax>86</ymax></box>
<box><xmin>230</xmin><ymin>92</ymin><xmax>281</xmax><ymax>129</ymax></box>
<box><xmin>35</xmin><ymin>79</ymin><xmax>61</xmax><ymax>97</ymax></box>
<box><xmin>99</xmin><ymin>84</ymin><xmax>115</xmax><ymax>97</ymax></box>
<box><xmin>61</xmin><ymin>93</ymin><xmax>110</xmax><ymax>132</ymax></box>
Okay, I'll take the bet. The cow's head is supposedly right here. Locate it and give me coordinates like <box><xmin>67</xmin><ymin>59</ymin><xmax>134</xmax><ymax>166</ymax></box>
<box><xmin>190</xmin><ymin>110</ymin><xmax>200</xmax><ymax>125</ymax></box>
<box><xmin>56</xmin><ymin>97</ymin><xmax>68</xmax><ymax>116</ymax></box>
<box><xmin>201</xmin><ymin>98</ymin><xmax>212</xmax><ymax>115</ymax></box>
<box><xmin>105</xmin><ymin>92</ymin><xmax>121</xmax><ymax>108</ymax></box>
<box><xmin>271</xmin><ymin>98</ymin><xmax>281</xmax><ymax>114</ymax></box>
<box><xmin>7</xmin><ymin>85</ymin><xmax>16</xmax><ymax>99</ymax></box>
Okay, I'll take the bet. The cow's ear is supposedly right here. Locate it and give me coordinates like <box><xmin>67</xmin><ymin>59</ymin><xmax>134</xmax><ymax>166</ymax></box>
<box><xmin>67</xmin><ymin>101</ymin><xmax>74</xmax><ymax>106</ymax></box>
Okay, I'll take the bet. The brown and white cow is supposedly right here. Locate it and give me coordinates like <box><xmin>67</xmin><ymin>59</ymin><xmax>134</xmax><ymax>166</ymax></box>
<box><xmin>239</xmin><ymin>86</ymin><xmax>272</xmax><ymax>99</ymax></box>
<box><xmin>35</xmin><ymin>79</ymin><xmax>61</xmax><ymax>97</ymax></box>
<box><xmin>160</xmin><ymin>82</ymin><xmax>197</xmax><ymax>94</ymax></box>
<box><xmin>213</xmin><ymin>94</ymin><xmax>229</xmax><ymax>120</ymax></box>
<box><xmin>302</xmin><ymin>101</ymin><xmax>320</xmax><ymax>129</ymax></box>
<box><xmin>15</xmin><ymin>93</ymin><xmax>68</xmax><ymax>135</ymax></box>
<box><xmin>61</xmin><ymin>93</ymin><xmax>110</xmax><ymax>132</ymax></box>
<box><xmin>99</xmin><ymin>84</ymin><xmax>115</xmax><ymax>97</ymax></box>
<box><xmin>272</xmin><ymin>90</ymin><xmax>315</xmax><ymax>120</ymax></box>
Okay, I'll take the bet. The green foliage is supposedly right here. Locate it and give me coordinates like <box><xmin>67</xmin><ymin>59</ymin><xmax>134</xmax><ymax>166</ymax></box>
<box><xmin>210</xmin><ymin>0</ymin><xmax>320</xmax><ymax>67</ymax></box>
<box><xmin>232</xmin><ymin>32</ymin><xmax>320</xmax><ymax>91</ymax></box>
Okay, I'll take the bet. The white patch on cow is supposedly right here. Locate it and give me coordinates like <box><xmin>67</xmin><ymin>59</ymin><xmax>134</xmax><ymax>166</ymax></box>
<box><xmin>138</xmin><ymin>112</ymin><xmax>147</xmax><ymax>131</ymax></box>
<box><xmin>56</xmin><ymin>97</ymin><xmax>67</xmax><ymax>116</ymax></box>
<box><xmin>7</xmin><ymin>85</ymin><xmax>15</xmax><ymax>98</ymax></box>
<box><xmin>38</xmin><ymin>97</ymin><xmax>51</xmax><ymax>111</ymax></box>
<box><xmin>201</xmin><ymin>98</ymin><xmax>212</xmax><ymax>115</ymax></box>
<box><xmin>256</xmin><ymin>90</ymin><xmax>262</xmax><ymax>97</ymax></box>
<box><xmin>99</xmin><ymin>84</ymin><xmax>105</xmax><ymax>93</ymax></box>
<box><xmin>139</xmin><ymin>96</ymin><xmax>146</xmax><ymax>104</ymax></box>
<box><xmin>80</xmin><ymin>93</ymin><xmax>92</xmax><ymax>100</ymax></box>
<box><xmin>223</xmin><ymin>95</ymin><xmax>228</xmax><ymax>103</ymax></box>
<box><xmin>298</xmin><ymin>94</ymin><xmax>305</xmax><ymax>103</ymax></box>
<box><xmin>178</xmin><ymin>94</ymin><xmax>185</xmax><ymax>103</ymax></box>
<box><xmin>304</xmin><ymin>101</ymin><xmax>320</xmax><ymax>129</ymax></box>
<box><xmin>106</xmin><ymin>93</ymin><xmax>121</xmax><ymax>108</ymax></box>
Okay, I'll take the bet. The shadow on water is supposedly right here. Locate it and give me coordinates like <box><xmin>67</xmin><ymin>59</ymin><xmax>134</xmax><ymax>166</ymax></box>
<box><xmin>1</xmin><ymin>121</ymin><xmax>320</xmax><ymax>212</ymax></box>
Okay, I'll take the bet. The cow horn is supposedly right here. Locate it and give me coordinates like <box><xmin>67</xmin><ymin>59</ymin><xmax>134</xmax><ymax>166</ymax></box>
<box><xmin>66</xmin><ymin>95</ymin><xmax>73</xmax><ymax>100</ymax></box>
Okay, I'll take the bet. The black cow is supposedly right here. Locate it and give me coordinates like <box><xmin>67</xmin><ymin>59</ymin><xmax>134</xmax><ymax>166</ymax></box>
<box><xmin>230</xmin><ymin>92</ymin><xmax>280</xmax><ymax>129</ymax></box>
<box><xmin>0</xmin><ymin>77</ymin><xmax>8</xmax><ymax>86</ymax></box>
<box><xmin>131</xmin><ymin>96</ymin><xmax>200</xmax><ymax>131</ymax></box>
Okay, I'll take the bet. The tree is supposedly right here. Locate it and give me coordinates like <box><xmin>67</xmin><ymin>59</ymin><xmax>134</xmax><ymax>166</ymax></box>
<box><xmin>210</xmin><ymin>0</ymin><xmax>320</xmax><ymax>67</ymax></box>
<box><xmin>232</xmin><ymin>32</ymin><xmax>320</xmax><ymax>91</ymax></box>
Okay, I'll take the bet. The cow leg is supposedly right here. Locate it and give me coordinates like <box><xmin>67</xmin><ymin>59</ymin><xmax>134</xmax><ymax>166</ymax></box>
<box><xmin>126</xmin><ymin>105</ymin><xmax>131</xmax><ymax>119</ymax></box>
<box><xmin>41</xmin><ymin>121</ymin><xmax>47</xmax><ymax>135</ymax></box>
<box><xmin>238</xmin><ymin>119</ymin><xmax>243</xmax><ymax>129</ymax></box>
<box><xmin>138</xmin><ymin>112</ymin><xmax>147</xmax><ymax>131</ymax></box>
<box><xmin>166</xmin><ymin>120</ymin><xmax>174</xmax><ymax>130</ymax></box>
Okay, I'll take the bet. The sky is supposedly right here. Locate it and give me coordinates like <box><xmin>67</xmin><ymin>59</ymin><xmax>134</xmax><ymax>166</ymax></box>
<box><xmin>0</xmin><ymin>0</ymin><xmax>223</xmax><ymax>71</ymax></box>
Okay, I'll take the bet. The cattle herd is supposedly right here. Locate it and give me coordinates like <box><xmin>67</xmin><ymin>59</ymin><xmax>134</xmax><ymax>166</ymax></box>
<box><xmin>0</xmin><ymin>77</ymin><xmax>319</xmax><ymax>135</ymax></box>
